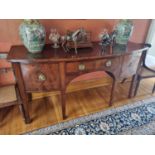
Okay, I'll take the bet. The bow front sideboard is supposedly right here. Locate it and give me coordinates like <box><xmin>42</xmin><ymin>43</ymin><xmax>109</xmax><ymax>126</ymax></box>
<box><xmin>7</xmin><ymin>42</ymin><xmax>149</xmax><ymax>123</ymax></box>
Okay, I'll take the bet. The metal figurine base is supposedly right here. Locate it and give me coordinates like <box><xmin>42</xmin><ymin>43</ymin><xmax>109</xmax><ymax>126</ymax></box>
<box><xmin>99</xmin><ymin>42</ymin><xmax>109</xmax><ymax>53</ymax></box>
<box><xmin>52</xmin><ymin>43</ymin><xmax>60</xmax><ymax>49</ymax></box>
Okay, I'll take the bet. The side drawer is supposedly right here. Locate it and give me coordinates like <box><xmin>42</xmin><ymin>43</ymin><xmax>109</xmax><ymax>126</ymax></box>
<box><xmin>95</xmin><ymin>57</ymin><xmax>121</xmax><ymax>76</ymax></box>
<box><xmin>20</xmin><ymin>63</ymin><xmax>60</xmax><ymax>92</ymax></box>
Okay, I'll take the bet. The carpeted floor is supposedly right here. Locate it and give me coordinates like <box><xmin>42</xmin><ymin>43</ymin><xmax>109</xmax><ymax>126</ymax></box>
<box><xmin>26</xmin><ymin>96</ymin><xmax>155</xmax><ymax>135</ymax></box>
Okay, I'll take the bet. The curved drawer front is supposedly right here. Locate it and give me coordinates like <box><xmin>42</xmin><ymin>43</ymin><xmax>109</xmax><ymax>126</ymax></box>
<box><xmin>20</xmin><ymin>63</ymin><xmax>60</xmax><ymax>92</ymax></box>
<box><xmin>120</xmin><ymin>52</ymin><xmax>142</xmax><ymax>78</ymax></box>
<box><xmin>95</xmin><ymin>57</ymin><xmax>121</xmax><ymax>76</ymax></box>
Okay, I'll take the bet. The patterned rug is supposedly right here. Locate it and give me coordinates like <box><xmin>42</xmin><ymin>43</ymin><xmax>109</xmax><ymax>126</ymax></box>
<box><xmin>26</xmin><ymin>96</ymin><xmax>155</xmax><ymax>135</ymax></box>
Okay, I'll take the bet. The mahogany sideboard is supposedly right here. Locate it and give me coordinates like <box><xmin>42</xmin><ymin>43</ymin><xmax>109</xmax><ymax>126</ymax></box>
<box><xmin>7</xmin><ymin>42</ymin><xmax>150</xmax><ymax>123</ymax></box>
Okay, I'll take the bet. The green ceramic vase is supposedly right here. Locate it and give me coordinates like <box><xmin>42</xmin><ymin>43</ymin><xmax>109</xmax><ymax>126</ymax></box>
<box><xmin>19</xmin><ymin>19</ymin><xmax>46</xmax><ymax>53</ymax></box>
<box><xmin>115</xmin><ymin>19</ymin><xmax>133</xmax><ymax>45</ymax></box>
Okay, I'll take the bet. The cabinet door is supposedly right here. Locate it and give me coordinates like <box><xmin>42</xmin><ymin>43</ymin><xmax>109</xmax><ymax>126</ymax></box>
<box><xmin>120</xmin><ymin>51</ymin><xmax>142</xmax><ymax>78</ymax></box>
<box><xmin>20</xmin><ymin>63</ymin><xmax>60</xmax><ymax>92</ymax></box>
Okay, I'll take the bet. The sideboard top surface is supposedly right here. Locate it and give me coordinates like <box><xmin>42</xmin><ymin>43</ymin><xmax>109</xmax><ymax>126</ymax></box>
<box><xmin>8</xmin><ymin>42</ymin><xmax>147</xmax><ymax>63</ymax></box>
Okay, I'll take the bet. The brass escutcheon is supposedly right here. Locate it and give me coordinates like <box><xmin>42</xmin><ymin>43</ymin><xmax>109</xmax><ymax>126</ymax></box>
<box><xmin>78</xmin><ymin>64</ymin><xmax>86</xmax><ymax>71</ymax></box>
<box><xmin>105</xmin><ymin>60</ymin><xmax>112</xmax><ymax>67</ymax></box>
<box><xmin>38</xmin><ymin>73</ymin><xmax>46</xmax><ymax>81</ymax></box>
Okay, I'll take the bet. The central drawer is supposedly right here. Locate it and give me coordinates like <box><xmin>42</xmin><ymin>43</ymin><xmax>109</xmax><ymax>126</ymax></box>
<box><xmin>66</xmin><ymin>57</ymin><xmax>121</xmax><ymax>76</ymax></box>
<box><xmin>66</xmin><ymin>61</ymin><xmax>96</xmax><ymax>73</ymax></box>
<box><xmin>20</xmin><ymin>63</ymin><xmax>60</xmax><ymax>92</ymax></box>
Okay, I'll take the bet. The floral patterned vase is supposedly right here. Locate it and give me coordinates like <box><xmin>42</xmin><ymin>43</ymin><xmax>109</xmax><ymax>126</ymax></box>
<box><xmin>19</xmin><ymin>19</ymin><xmax>46</xmax><ymax>53</ymax></box>
<box><xmin>115</xmin><ymin>19</ymin><xmax>133</xmax><ymax>45</ymax></box>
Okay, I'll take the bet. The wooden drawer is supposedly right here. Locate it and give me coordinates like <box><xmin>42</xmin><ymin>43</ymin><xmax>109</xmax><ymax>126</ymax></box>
<box><xmin>95</xmin><ymin>57</ymin><xmax>121</xmax><ymax>72</ymax></box>
<box><xmin>66</xmin><ymin>61</ymin><xmax>96</xmax><ymax>73</ymax></box>
<box><xmin>20</xmin><ymin>63</ymin><xmax>60</xmax><ymax>92</ymax></box>
<box><xmin>66</xmin><ymin>57</ymin><xmax>121</xmax><ymax>77</ymax></box>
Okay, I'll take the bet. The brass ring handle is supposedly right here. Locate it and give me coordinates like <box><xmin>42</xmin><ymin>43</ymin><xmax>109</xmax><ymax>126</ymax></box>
<box><xmin>38</xmin><ymin>73</ymin><xmax>46</xmax><ymax>81</ymax></box>
<box><xmin>105</xmin><ymin>60</ymin><xmax>112</xmax><ymax>67</ymax></box>
<box><xmin>78</xmin><ymin>64</ymin><xmax>86</xmax><ymax>71</ymax></box>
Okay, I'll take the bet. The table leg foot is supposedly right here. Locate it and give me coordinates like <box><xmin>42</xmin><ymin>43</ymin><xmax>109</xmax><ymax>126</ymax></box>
<box><xmin>61</xmin><ymin>91</ymin><xmax>66</xmax><ymax>120</ymax></box>
<box><xmin>152</xmin><ymin>83</ymin><xmax>155</xmax><ymax>94</ymax></box>
<box><xmin>24</xmin><ymin>118</ymin><xmax>32</xmax><ymax>124</ymax></box>
<box><xmin>109</xmin><ymin>79</ymin><xmax>117</xmax><ymax>106</ymax></box>
<box><xmin>128</xmin><ymin>75</ymin><xmax>138</xmax><ymax>98</ymax></box>
<box><xmin>19</xmin><ymin>104</ymin><xmax>31</xmax><ymax>124</ymax></box>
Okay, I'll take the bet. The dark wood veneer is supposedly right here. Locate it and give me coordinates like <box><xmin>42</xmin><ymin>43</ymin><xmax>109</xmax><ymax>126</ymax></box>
<box><xmin>8</xmin><ymin>42</ymin><xmax>150</xmax><ymax>121</ymax></box>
